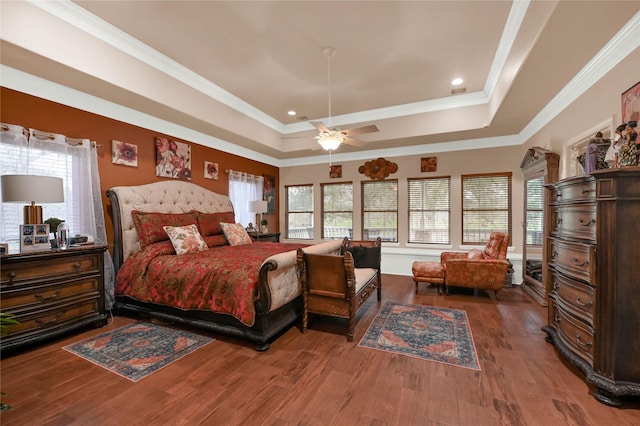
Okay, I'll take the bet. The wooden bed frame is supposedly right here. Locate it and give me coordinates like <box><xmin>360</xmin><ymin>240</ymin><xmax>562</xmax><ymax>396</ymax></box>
<box><xmin>106</xmin><ymin>181</ymin><xmax>341</xmax><ymax>351</ymax></box>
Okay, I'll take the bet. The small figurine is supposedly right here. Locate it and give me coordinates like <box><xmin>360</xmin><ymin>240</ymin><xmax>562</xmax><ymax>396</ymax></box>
<box><xmin>619</xmin><ymin>121</ymin><xmax>638</xmax><ymax>167</ymax></box>
<box><xmin>605</xmin><ymin>124</ymin><xmax>626</xmax><ymax>168</ymax></box>
<box><xmin>246</xmin><ymin>222</ymin><xmax>254</xmax><ymax>232</ymax></box>
<box><xmin>583</xmin><ymin>132</ymin><xmax>599</xmax><ymax>174</ymax></box>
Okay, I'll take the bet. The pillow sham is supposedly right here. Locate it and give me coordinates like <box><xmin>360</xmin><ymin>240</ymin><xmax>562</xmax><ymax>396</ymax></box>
<box><xmin>196</xmin><ymin>211</ymin><xmax>236</xmax><ymax>236</ymax></box>
<box><xmin>220</xmin><ymin>222</ymin><xmax>253</xmax><ymax>246</ymax></box>
<box><xmin>132</xmin><ymin>211</ymin><xmax>198</xmax><ymax>249</ymax></box>
<box><xmin>163</xmin><ymin>224</ymin><xmax>209</xmax><ymax>255</ymax></box>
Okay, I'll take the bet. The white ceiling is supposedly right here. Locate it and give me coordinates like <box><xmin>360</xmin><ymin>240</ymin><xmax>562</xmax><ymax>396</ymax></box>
<box><xmin>1</xmin><ymin>1</ymin><xmax>639</xmax><ymax>165</ymax></box>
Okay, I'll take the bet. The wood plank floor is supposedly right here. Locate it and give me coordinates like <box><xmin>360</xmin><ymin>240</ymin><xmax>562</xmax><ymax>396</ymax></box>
<box><xmin>1</xmin><ymin>275</ymin><xmax>639</xmax><ymax>425</ymax></box>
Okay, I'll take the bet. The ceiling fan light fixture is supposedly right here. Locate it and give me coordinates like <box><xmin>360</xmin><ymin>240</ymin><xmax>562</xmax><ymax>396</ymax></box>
<box><xmin>317</xmin><ymin>134</ymin><xmax>343</xmax><ymax>151</ymax></box>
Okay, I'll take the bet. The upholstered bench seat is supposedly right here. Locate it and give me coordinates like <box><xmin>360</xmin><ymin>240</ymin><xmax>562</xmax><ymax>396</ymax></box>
<box><xmin>412</xmin><ymin>261</ymin><xmax>445</xmax><ymax>294</ymax></box>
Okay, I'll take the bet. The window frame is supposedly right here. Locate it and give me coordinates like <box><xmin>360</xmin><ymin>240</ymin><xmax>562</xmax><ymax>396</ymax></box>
<box><xmin>361</xmin><ymin>179</ymin><xmax>398</xmax><ymax>242</ymax></box>
<box><xmin>407</xmin><ymin>176</ymin><xmax>451</xmax><ymax>244</ymax></box>
<box><xmin>285</xmin><ymin>183</ymin><xmax>314</xmax><ymax>240</ymax></box>
<box><xmin>461</xmin><ymin>172</ymin><xmax>512</xmax><ymax>245</ymax></box>
<box><xmin>320</xmin><ymin>181</ymin><xmax>353</xmax><ymax>240</ymax></box>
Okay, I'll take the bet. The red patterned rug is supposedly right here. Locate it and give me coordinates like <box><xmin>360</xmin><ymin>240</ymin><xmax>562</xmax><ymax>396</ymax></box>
<box><xmin>63</xmin><ymin>322</ymin><xmax>214</xmax><ymax>382</ymax></box>
<box><xmin>359</xmin><ymin>301</ymin><xmax>480</xmax><ymax>370</ymax></box>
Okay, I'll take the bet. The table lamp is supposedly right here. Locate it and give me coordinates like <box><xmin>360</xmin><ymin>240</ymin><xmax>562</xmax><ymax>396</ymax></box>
<box><xmin>248</xmin><ymin>200</ymin><xmax>268</xmax><ymax>235</ymax></box>
<box><xmin>1</xmin><ymin>175</ymin><xmax>65</xmax><ymax>224</ymax></box>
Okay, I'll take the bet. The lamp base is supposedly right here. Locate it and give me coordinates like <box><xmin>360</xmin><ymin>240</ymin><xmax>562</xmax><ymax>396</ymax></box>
<box><xmin>24</xmin><ymin>204</ymin><xmax>43</xmax><ymax>224</ymax></box>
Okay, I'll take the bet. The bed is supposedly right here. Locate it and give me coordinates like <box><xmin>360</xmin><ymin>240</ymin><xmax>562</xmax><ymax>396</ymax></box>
<box><xmin>106</xmin><ymin>180</ymin><xmax>342</xmax><ymax>351</ymax></box>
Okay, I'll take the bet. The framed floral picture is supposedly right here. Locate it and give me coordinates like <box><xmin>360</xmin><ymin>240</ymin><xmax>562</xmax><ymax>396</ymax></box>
<box><xmin>329</xmin><ymin>165</ymin><xmax>342</xmax><ymax>178</ymax></box>
<box><xmin>421</xmin><ymin>157</ymin><xmax>437</xmax><ymax>172</ymax></box>
<box><xmin>111</xmin><ymin>140</ymin><xmax>138</xmax><ymax>167</ymax></box>
<box><xmin>622</xmin><ymin>81</ymin><xmax>640</xmax><ymax>123</ymax></box>
<box><xmin>204</xmin><ymin>161</ymin><xmax>219</xmax><ymax>180</ymax></box>
<box><xmin>155</xmin><ymin>137</ymin><xmax>192</xmax><ymax>180</ymax></box>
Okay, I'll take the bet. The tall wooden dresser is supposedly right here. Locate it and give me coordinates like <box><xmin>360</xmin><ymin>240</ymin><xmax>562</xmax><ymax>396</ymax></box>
<box><xmin>542</xmin><ymin>168</ymin><xmax>640</xmax><ymax>406</ymax></box>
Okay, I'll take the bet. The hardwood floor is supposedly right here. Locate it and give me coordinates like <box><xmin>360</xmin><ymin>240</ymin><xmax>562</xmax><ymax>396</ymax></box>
<box><xmin>1</xmin><ymin>275</ymin><xmax>638</xmax><ymax>425</ymax></box>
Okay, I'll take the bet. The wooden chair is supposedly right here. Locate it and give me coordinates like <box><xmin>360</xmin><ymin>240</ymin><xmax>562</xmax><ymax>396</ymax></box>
<box><xmin>296</xmin><ymin>237</ymin><xmax>381</xmax><ymax>341</ymax></box>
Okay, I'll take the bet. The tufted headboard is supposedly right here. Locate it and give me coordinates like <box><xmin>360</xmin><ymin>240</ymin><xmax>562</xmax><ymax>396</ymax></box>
<box><xmin>107</xmin><ymin>180</ymin><xmax>234</xmax><ymax>271</ymax></box>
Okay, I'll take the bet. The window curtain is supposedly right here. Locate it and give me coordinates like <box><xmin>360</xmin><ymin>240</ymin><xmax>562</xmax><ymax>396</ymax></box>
<box><xmin>0</xmin><ymin>123</ymin><xmax>116</xmax><ymax>309</ymax></box>
<box><xmin>228</xmin><ymin>170</ymin><xmax>264</xmax><ymax>228</ymax></box>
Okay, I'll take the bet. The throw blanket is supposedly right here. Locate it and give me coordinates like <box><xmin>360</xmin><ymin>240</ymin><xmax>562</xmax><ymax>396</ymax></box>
<box><xmin>116</xmin><ymin>241</ymin><xmax>307</xmax><ymax>326</ymax></box>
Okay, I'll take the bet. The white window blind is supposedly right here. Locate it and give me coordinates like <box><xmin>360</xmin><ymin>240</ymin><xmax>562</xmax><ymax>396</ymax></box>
<box><xmin>461</xmin><ymin>173</ymin><xmax>512</xmax><ymax>244</ymax></box>
<box><xmin>286</xmin><ymin>184</ymin><xmax>313</xmax><ymax>239</ymax></box>
<box><xmin>362</xmin><ymin>180</ymin><xmax>397</xmax><ymax>242</ymax></box>
<box><xmin>321</xmin><ymin>182</ymin><xmax>353</xmax><ymax>239</ymax></box>
<box><xmin>408</xmin><ymin>177</ymin><xmax>450</xmax><ymax>244</ymax></box>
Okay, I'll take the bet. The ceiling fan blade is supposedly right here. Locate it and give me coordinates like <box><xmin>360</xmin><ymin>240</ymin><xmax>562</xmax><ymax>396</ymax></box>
<box><xmin>310</xmin><ymin>121</ymin><xmax>330</xmax><ymax>133</ymax></box>
<box><xmin>342</xmin><ymin>137</ymin><xmax>366</xmax><ymax>148</ymax></box>
<box><xmin>343</xmin><ymin>124</ymin><xmax>379</xmax><ymax>137</ymax></box>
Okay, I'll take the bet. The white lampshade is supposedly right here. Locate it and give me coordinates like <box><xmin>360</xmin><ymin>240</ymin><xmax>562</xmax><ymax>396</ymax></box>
<box><xmin>1</xmin><ymin>174</ymin><xmax>65</xmax><ymax>224</ymax></box>
<box><xmin>248</xmin><ymin>200</ymin><xmax>268</xmax><ymax>214</ymax></box>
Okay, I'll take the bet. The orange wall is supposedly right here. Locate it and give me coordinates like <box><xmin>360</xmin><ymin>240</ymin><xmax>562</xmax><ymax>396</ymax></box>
<box><xmin>1</xmin><ymin>88</ymin><xmax>279</xmax><ymax>252</ymax></box>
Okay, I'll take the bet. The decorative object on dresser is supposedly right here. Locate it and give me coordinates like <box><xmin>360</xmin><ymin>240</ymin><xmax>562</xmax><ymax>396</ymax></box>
<box><xmin>520</xmin><ymin>147</ymin><xmax>559</xmax><ymax>306</ymax></box>
<box><xmin>248</xmin><ymin>232</ymin><xmax>280</xmax><ymax>243</ymax></box>
<box><xmin>0</xmin><ymin>174</ymin><xmax>64</xmax><ymax>224</ymax></box>
<box><xmin>248</xmin><ymin>200</ymin><xmax>268</xmax><ymax>235</ymax></box>
<box><xmin>0</xmin><ymin>245</ymin><xmax>108</xmax><ymax>354</ymax></box>
<box><xmin>542</xmin><ymin>169</ymin><xmax>640</xmax><ymax>407</ymax></box>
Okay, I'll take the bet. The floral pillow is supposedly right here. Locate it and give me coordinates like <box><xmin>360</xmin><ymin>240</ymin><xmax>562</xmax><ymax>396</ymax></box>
<box><xmin>163</xmin><ymin>224</ymin><xmax>209</xmax><ymax>255</ymax></box>
<box><xmin>220</xmin><ymin>222</ymin><xmax>253</xmax><ymax>246</ymax></box>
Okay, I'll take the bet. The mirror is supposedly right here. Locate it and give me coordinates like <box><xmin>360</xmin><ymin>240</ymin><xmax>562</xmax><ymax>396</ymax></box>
<box><xmin>520</xmin><ymin>148</ymin><xmax>559</xmax><ymax>306</ymax></box>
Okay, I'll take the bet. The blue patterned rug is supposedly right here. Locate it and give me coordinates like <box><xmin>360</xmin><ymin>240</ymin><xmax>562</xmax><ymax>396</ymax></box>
<box><xmin>63</xmin><ymin>322</ymin><xmax>214</xmax><ymax>382</ymax></box>
<box><xmin>359</xmin><ymin>301</ymin><xmax>480</xmax><ymax>370</ymax></box>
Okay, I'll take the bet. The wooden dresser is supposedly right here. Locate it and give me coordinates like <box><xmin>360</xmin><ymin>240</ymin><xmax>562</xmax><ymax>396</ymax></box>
<box><xmin>543</xmin><ymin>169</ymin><xmax>640</xmax><ymax>406</ymax></box>
<box><xmin>0</xmin><ymin>245</ymin><xmax>108</xmax><ymax>354</ymax></box>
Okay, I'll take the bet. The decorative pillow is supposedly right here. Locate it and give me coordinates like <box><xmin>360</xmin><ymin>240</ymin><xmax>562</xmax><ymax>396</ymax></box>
<box><xmin>163</xmin><ymin>224</ymin><xmax>208</xmax><ymax>255</ymax></box>
<box><xmin>132</xmin><ymin>211</ymin><xmax>198</xmax><ymax>249</ymax></box>
<box><xmin>341</xmin><ymin>246</ymin><xmax>380</xmax><ymax>269</ymax></box>
<box><xmin>196</xmin><ymin>211</ymin><xmax>236</xmax><ymax>236</ymax></box>
<box><xmin>220</xmin><ymin>222</ymin><xmax>253</xmax><ymax>246</ymax></box>
<box><xmin>468</xmin><ymin>249</ymin><xmax>485</xmax><ymax>260</ymax></box>
<box><xmin>204</xmin><ymin>234</ymin><xmax>229</xmax><ymax>247</ymax></box>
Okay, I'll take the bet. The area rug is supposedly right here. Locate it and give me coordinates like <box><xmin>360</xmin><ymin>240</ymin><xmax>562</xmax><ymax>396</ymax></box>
<box><xmin>359</xmin><ymin>301</ymin><xmax>480</xmax><ymax>370</ymax></box>
<box><xmin>63</xmin><ymin>322</ymin><xmax>214</xmax><ymax>382</ymax></box>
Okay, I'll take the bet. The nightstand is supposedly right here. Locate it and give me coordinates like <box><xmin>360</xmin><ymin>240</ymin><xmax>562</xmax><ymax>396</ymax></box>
<box><xmin>0</xmin><ymin>245</ymin><xmax>108</xmax><ymax>354</ymax></box>
<box><xmin>248</xmin><ymin>232</ymin><xmax>280</xmax><ymax>242</ymax></box>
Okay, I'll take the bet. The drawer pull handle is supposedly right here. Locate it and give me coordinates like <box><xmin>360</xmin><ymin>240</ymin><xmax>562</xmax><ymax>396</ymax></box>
<box><xmin>556</xmin><ymin>217</ymin><xmax>563</xmax><ymax>226</ymax></box>
<box><xmin>575</xmin><ymin>296</ymin><xmax>593</xmax><ymax>308</ymax></box>
<box><xmin>578</xmin><ymin>218</ymin><xmax>595</xmax><ymax>227</ymax></box>
<box><xmin>35</xmin><ymin>312</ymin><xmax>63</xmax><ymax>325</ymax></box>
<box><xmin>35</xmin><ymin>290</ymin><xmax>61</xmax><ymax>301</ymax></box>
<box><xmin>73</xmin><ymin>262</ymin><xmax>81</xmax><ymax>269</ymax></box>
<box><xmin>581</xmin><ymin>188</ymin><xmax>595</xmax><ymax>194</ymax></box>
<box><xmin>553</xmin><ymin>282</ymin><xmax>559</xmax><ymax>291</ymax></box>
<box><xmin>554</xmin><ymin>313</ymin><xmax>560</xmax><ymax>323</ymax></box>
<box><xmin>8</xmin><ymin>271</ymin><xmax>16</xmax><ymax>281</ymax></box>
<box><xmin>575</xmin><ymin>333</ymin><xmax>593</xmax><ymax>347</ymax></box>
<box><xmin>551</xmin><ymin>250</ymin><xmax>558</xmax><ymax>259</ymax></box>
<box><xmin>556</xmin><ymin>192</ymin><xmax>562</xmax><ymax>198</ymax></box>
<box><xmin>572</xmin><ymin>258</ymin><xmax>589</xmax><ymax>267</ymax></box>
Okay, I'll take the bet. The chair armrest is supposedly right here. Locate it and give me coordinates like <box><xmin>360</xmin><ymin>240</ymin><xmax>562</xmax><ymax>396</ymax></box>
<box><xmin>444</xmin><ymin>258</ymin><xmax>510</xmax><ymax>289</ymax></box>
<box><xmin>441</xmin><ymin>251</ymin><xmax>468</xmax><ymax>263</ymax></box>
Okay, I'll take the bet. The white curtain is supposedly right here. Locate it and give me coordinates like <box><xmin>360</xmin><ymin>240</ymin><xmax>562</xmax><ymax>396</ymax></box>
<box><xmin>228</xmin><ymin>170</ymin><xmax>264</xmax><ymax>228</ymax></box>
<box><xmin>0</xmin><ymin>123</ymin><xmax>116</xmax><ymax>309</ymax></box>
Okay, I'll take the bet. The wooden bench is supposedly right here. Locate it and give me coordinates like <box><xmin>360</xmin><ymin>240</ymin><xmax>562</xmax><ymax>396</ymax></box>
<box><xmin>296</xmin><ymin>237</ymin><xmax>381</xmax><ymax>341</ymax></box>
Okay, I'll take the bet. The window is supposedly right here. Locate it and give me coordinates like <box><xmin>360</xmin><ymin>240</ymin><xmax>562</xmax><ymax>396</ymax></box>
<box><xmin>461</xmin><ymin>173</ymin><xmax>512</xmax><ymax>244</ymax></box>
<box><xmin>228</xmin><ymin>171</ymin><xmax>263</xmax><ymax>228</ymax></box>
<box><xmin>321</xmin><ymin>182</ymin><xmax>353</xmax><ymax>239</ymax></box>
<box><xmin>362</xmin><ymin>180</ymin><xmax>397</xmax><ymax>242</ymax></box>
<box><xmin>408</xmin><ymin>177</ymin><xmax>450</xmax><ymax>244</ymax></box>
<box><xmin>286</xmin><ymin>184</ymin><xmax>313</xmax><ymax>239</ymax></box>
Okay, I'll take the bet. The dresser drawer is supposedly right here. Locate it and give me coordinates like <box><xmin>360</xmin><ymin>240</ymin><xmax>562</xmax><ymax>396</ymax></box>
<box><xmin>1</xmin><ymin>252</ymin><xmax>101</xmax><ymax>285</ymax></box>
<box><xmin>549</xmin><ymin>238</ymin><xmax>595</xmax><ymax>283</ymax></box>
<box><xmin>1</xmin><ymin>276</ymin><xmax>101</xmax><ymax>310</ymax></box>
<box><xmin>550</xmin><ymin>271</ymin><xmax>594</xmax><ymax>324</ymax></box>
<box><xmin>551</xmin><ymin>178</ymin><xmax>596</xmax><ymax>203</ymax></box>
<box><xmin>556</xmin><ymin>305</ymin><xmax>594</xmax><ymax>365</ymax></box>
<box><xmin>3</xmin><ymin>296</ymin><xmax>102</xmax><ymax>340</ymax></box>
<box><xmin>550</xmin><ymin>204</ymin><xmax>596</xmax><ymax>242</ymax></box>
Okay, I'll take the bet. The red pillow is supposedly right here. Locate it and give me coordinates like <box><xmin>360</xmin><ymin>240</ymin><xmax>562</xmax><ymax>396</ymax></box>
<box><xmin>196</xmin><ymin>211</ymin><xmax>236</xmax><ymax>236</ymax></box>
<box><xmin>131</xmin><ymin>211</ymin><xmax>198</xmax><ymax>249</ymax></box>
<box><xmin>203</xmin><ymin>234</ymin><xmax>229</xmax><ymax>247</ymax></box>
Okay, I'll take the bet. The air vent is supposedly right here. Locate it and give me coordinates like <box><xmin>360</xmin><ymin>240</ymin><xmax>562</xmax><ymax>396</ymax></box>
<box><xmin>297</xmin><ymin>115</ymin><xmax>309</xmax><ymax>121</ymax></box>
<box><xmin>450</xmin><ymin>87</ymin><xmax>467</xmax><ymax>95</ymax></box>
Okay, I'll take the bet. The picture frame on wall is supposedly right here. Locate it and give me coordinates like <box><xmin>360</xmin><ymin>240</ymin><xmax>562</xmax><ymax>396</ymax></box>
<box><xmin>263</xmin><ymin>174</ymin><xmax>276</xmax><ymax>214</ymax></box>
<box><xmin>204</xmin><ymin>161</ymin><xmax>219</xmax><ymax>180</ymax></box>
<box><xmin>20</xmin><ymin>224</ymin><xmax>50</xmax><ymax>252</ymax></box>
<box><xmin>622</xmin><ymin>81</ymin><xmax>640</xmax><ymax>124</ymax></box>
<box><xmin>329</xmin><ymin>165</ymin><xmax>342</xmax><ymax>179</ymax></box>
<box><xmin>421</xmin><ymin>157</ymin><xmax>437</xmax><ymax>172</ymax></box>
<box><xmin>111</xmin><ymin>140</ymin><xmax>138</xmax><ymax>167</ymax></box>
<box><xmin>155</xmin><ymin>137</ymin><xmax>192</xmax><ymax>180</ymax></box>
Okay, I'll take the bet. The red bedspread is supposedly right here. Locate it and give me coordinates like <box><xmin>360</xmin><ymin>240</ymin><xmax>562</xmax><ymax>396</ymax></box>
<box><xmin>115</xmin><ymin>241</ymin><xmax>308</xmax><ymax>326</ymax></box>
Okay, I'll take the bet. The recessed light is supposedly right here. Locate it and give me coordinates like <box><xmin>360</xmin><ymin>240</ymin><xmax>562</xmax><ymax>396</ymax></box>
<box><xmin>451</xmin><ymin>78</ymin><xmax>463</xmax><ymax>86</ymax></box>
<box><xmin>287</xmin><ymin>110</ymin><xmax>296</xmax><ymax>116</ymax></box>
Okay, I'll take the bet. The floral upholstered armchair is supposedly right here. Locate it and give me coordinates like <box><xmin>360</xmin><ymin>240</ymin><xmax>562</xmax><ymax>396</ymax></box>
<box><xmin>440</xmin><ymin>232</ymin><xmax>510</xmax><ymax>297</ymax></box>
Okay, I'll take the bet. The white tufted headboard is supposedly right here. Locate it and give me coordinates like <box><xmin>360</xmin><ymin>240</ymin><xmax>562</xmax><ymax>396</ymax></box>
<box><xmin>107</xmin><ymin>181</ymin><xmax>234</xmax><ymax>268</ymax></box>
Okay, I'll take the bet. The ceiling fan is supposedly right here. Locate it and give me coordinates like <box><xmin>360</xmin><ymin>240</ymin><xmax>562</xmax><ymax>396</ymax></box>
<box><xmin>311</xmin><ymin>47</ymin><xmax>379</xmax><ymax>151</ymax></box>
